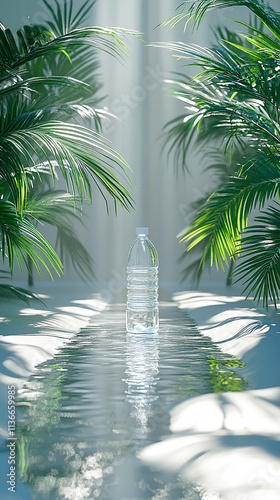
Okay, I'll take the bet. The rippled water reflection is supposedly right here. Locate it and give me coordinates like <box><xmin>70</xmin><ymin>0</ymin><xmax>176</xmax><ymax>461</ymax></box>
<box><xmin>17</xmin><ymin>304</ymin><xmax>248</xmax><ymax>499</ymax></box>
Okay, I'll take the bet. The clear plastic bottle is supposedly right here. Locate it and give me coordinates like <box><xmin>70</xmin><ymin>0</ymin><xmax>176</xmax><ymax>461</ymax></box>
<box><xmin>126</xmin><ymin>227</ymin><xmax>159</xmax><ymax>333</ymax></box>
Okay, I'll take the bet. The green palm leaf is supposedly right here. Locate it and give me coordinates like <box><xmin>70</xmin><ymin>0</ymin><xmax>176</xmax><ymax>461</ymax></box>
<box><xmin>0</xmin><ymin>120</ymin><xmax>133</xmax><ymax>211</ymax></box>
<box><xmin>42</xmin><ymin>0</ymin><xmax>96</xmax><ymax>35</ymax></box>
<box><xmin>0</xmin><ymin>75</ymin><xmax>93</xmax><ymax>103</ymax></box>
<box><xmin>0</xmin><ymin>0</ymin><xmax>136</xmax><ymax>295</ymax></box>
<box><xmin>14</xmin><ymin>27</ymin><xmax>136</xmax><ymax>69</ymax></box>
<box><xmin>161</xmin><ymin>0</ymin><xmax>280</xmax><ymax>307</ymax></box>
<box><xmin>181</xmin><ymin>155</ymin><xmax>280</xmax><ymax>269</ymax></box>
<box><xmin>0</xmin><ymin>21</ymin><xmax>136</xmax><ymax>72</ymax></box>
<box><xmin>0</xmin><ymin>167</ymin><xmax>94</xmax><ymax>280</ymax></box>
<box><xmin>162</xmin><ymin>77</ymin><xmax>280</xmax><ymax>170</ymax></box>
<box><xmin>0</xmin><ymin>199</ymin><xmax>62</xmax><ymax>278</ymax></box>
<box><xmin>24</xmin><ymin>190</ymin><xmax>95</xmax><ymax>280</ymax></box>
<box><xmin>233</xmin><ymin>204</ymin><xmax>280</xmax><ymax>308</ymax></box>
<box><xmin>164</xmin><ymin>1</ymin><xmax>280</xmax><ymax>37</ymax></box>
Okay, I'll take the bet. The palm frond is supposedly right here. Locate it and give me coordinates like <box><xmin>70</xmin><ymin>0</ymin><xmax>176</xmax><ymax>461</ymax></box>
<box><xmin>24</xmin><ymin>190</ymin><xmax>94</xmax><ymax>280</ymax></box>
<box><xmin>0</xmin><ymin>1</ymin><xmax>136</xmax><ymax>294</ymax></box>
<box><xmin>0</xmin><ymin>75</ymin><xmax>92</xmax><ymax>99</ymax></box>
<box><xmin>5</xmin><ymin>26</ymin><xmax>137</xmax><ymax>71</ymax></box>
<box><xmin>42</xmin><ymin>0</ymin><xmax>97</xmax><ymax>35</ymax></box>
<box><xmin>0</xmin><ymin>172</ymin><xmax>94</xmax><ymax>281</ymax></box>
<box><xmin>24</xmin><ymin>190</ymin><xmax>78</xmax><ymax>223</ymax></box>
<box><xmin>233</xmin><ymin>204</ymin><xmax>280</xmax><ymax>308</ymax></box>
<box><xmin>0</xmin><ymin>120</ymin><xmax>133</xmax><ymax>211</ymax></box>
<box><xmin>0</xmin><ymin>199</ymin><xmax>63</xmax><ymax>278</ymax></box>
<box><xmin>160</xmin><ymin>47</ymin><xmax>280</xmax><ymax>169</ymax></box>
<box><xmin>181</xmin><ymin>155</ymin><xmax>280</xmax><ymax>270</ymax></box>
<box><xmin>164</xmin><ymin>1</ymin><xmax>280</xmax><ymax>37</ymax></box>
<box><xmin>0</xmin><ymin>14</ymin><xmax>138</xmax><ymax>73</ymax></box>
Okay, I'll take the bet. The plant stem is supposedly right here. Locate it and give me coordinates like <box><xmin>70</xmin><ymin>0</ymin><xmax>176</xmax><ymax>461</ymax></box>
<box><xmin>226</xmin><ymin>259</ymin><xmax>235</xmax><ymax>286</ymax></box>
<box><xmin>27</xmin><ymin>254</ymin><xmax>34</xmax><ymax>287</ymax></box>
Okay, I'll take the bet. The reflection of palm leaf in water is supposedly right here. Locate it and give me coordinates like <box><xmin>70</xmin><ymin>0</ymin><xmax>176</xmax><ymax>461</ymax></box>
<box><xmin>176</xmin><ymin>352</ymin><xmax>248</xmax><ymax>398</ymax></box>
<box><xmin>17</xmin><ymin>363</ymin><xmax>66</xmax><ymax>480</ymax></box>
<box><xmin>208</xmin><ymin>354</ymin><xmax>249</xmax><ymax>393</ymax></box>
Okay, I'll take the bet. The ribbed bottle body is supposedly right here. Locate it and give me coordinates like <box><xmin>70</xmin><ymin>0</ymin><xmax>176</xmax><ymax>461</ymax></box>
<box><xmin>126</xmin><ymin>266</ymin><xmax>159</xmax><ymax>333</ymax></box>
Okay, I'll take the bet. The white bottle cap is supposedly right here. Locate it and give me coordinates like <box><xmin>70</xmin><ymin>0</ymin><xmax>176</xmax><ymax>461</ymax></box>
<box><xmin>136</xmin><ymin>227</ymin><xmax>148</xmax><ymax>236</ymax></box>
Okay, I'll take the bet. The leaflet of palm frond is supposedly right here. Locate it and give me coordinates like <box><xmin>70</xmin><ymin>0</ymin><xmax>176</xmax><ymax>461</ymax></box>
<box><xmin>0</xmin><ymin>120</ymin><xmax>133</xmax><ymax>211</ymax></box>
<box><xmin>165</xmin><ymin>79</ymin><xmax>280</xmax><ymax>163</ymax></box>
<box><xmin>24</xmin><ymin>191</ymin><xmax>79</xmax><ymax>224</ymax></box>
<box><xmin>0</xmin><ymin>199</ymin><xmax>62</xmax><ymax>278</ymax></box>
<box><xmin>233</xmin><ymin>203</ymin><xmax>280</xmax><ymax>309</ymax></box>
<box><xmin>1</xmin><ymin>81</ymin><xmax>104</xmax><ymax>138</ymax></box>
<box><xmin>0</xmin><ymin>21</ymin><xmax>136</xmax><ymax>74</ymax></box>
<box><xmin>163</xmin><ymin>1</ymin><xmax>280</xmax><ymax>37</ymax></box>
<box><xmin>42</xmin><ymin>0</ymin><xmax>97</xmax><ymax>36</ymax></box>
<box><xmin>181</xmin><ymin>155</ymin><xmax>280</xmax><ymax>270</ymax></box>
<box><xmin>23</xmin><ymin>191</ymin><xmax>94</xmax><ymax>280</ymax></box>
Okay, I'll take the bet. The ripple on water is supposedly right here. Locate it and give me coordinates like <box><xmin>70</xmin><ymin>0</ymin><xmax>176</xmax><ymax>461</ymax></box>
<box><xmin>16</xmin><ymin>304</ymin><xmax>247</xmax><ymax>500</ymax></box>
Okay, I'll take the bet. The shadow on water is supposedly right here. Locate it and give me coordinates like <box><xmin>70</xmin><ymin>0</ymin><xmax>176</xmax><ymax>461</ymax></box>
<box><xmin>16</xmin><ymin>304</ymin><xmax>248</xmax><ymax>500</ymax></box>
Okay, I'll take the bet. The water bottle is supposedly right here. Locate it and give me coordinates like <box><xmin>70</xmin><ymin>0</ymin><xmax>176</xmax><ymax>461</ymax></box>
<box><xmin>126</xmin><ymin>227</ymin><xmax>159</xmax><ymax>333</ymax></box>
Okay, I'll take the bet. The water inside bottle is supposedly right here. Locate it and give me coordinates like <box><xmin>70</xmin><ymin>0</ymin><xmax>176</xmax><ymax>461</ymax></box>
<box><xmin>126</xmin><ymin>267</ymin><xmax>159</xmax><ymax>333</ymax></box>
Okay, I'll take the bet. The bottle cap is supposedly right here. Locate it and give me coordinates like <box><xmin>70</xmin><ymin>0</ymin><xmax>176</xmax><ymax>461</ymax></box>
<box><xmin>136</xmin><ymin>227</ymin><xmax>148</xmax><ymax>236</ymax></box>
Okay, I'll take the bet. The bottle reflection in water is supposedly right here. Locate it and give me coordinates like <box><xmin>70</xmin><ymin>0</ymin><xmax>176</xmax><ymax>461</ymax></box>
<box><xmin>124</xmin><ymin>334</ymin><xmax>159</xmax><ymax>439</ymax></box>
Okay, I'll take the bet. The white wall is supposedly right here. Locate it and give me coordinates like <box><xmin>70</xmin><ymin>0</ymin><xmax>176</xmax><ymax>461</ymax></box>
<box><xmin>87</xmin><ymin>0</ymin><xmax>225</xmax><ymax>297</ymax></box>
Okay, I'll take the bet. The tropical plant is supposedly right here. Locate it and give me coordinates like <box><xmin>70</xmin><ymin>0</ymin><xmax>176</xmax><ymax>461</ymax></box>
<box><xmin>0</xmin><ymin>0</ymin><xmax>135</xmax><ymax>300</ymax></box>
<box><xmin>173</xmin><ymin>23</ymin><xmax>261</xmax><ymax>285</ymax></box>
<box><xmin>177</xmin><ymin>147</ymin><xmax>245</xmax><ymax>285</ymax></box>
<box><xmin>19</xmin><ymin>0</ymin><xmax>117</xmax><ymax>285</ymax></box>
<box><xmin>160</xmin><ymin>0</ymin><xmax>280</xmax><ymax>308</ymax></box>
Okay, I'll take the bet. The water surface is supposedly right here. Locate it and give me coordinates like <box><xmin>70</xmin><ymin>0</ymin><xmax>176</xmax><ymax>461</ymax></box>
<box><xmin>17</xmin><ymin>303</ymin><xmax>247</xmax><ymax>499</ymax></box>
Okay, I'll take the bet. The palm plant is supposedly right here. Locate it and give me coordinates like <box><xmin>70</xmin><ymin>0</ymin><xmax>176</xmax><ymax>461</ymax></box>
<box><xmin>161</xmin><ymin>0</ymin><xmax>280</xmax><ymax>308</ymax></box>
<box><xmin>177</xmin><ymin>147</ymin><xmax>246</xmax><ymax>284</ymax></box>
<box><xmin>0</xmin><ymin>0</ymin><xmax>136</xmax><ymax>300</ymax></box>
